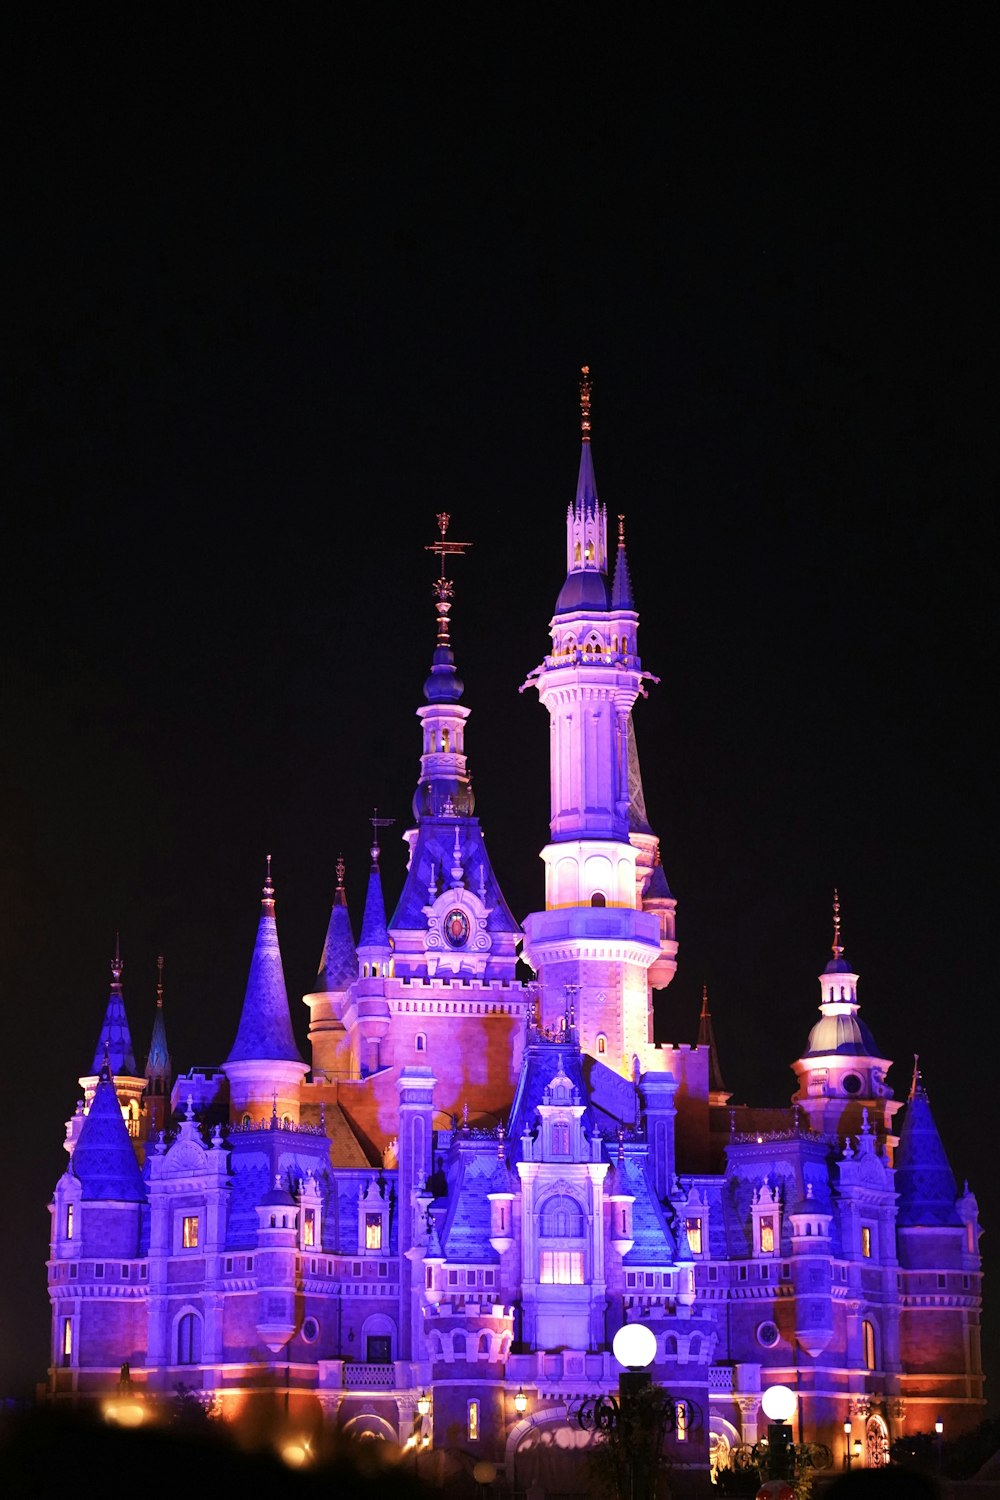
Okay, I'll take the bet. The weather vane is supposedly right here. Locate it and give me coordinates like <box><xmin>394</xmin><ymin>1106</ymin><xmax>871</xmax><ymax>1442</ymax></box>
<box><xmin>370</xmin><ymin>808</ymin><xmax>395</xmax><ymax>865</ymax></box>
<box><xmin>425</xmin><ymin>513</ymin><xmax>471</xmax><ymax>648</ymax></box>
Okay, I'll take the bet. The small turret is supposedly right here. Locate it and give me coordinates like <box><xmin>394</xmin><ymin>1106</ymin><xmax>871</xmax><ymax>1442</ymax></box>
<box><xmin>223</xmin><ymin>858</ymin><xmax>308</xmax><ymax>1124</ymax></box>
<box><xmin>304</xmin><ymin>855</ymin><xmax>358</xmax><ymax>1081</ymax></box>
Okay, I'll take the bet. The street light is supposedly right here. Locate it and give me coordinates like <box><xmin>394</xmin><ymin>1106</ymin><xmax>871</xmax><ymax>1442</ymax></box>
<box><xmin>843</xmin><ymin>1418</ymin><xmax>853</xmax><ymax>1469</ymax></box>
<box><xmin>514</xmin><ymin>1385</ymin><xmax>528</xmax><ymax>1415</ymax></box>
<box><xmin>935</xmin><ymin>1416</ymin><xmax>944</xmax><ymax>1472</ymax></box>
<box><xmin>416</xmin><ymin>1390</ymin><xmax>431</xmax><ymax>1418</ymax></box>
<box><xmin>732</xmin><ymin>1384</ymin><xmax>832</xmax><ymax>1498</ymax></box>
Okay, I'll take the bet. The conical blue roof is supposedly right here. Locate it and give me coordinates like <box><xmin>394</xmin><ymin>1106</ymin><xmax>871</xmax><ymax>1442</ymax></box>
<box><xmin>226</xmin><ymin>864</ymin><xmax>303</xmax><ymax>1064</ymax></box>
<box><xmin>315</xmin><ymin>859</ymin><xmax>358</xmax><ymax>990</ymax></box>
<box><xmin>91</xmin><ymin>941</ymin><xmax>137</xmax><ymax>1075</ymax></box>
<box><xmin>575</xmin><ymin>440</ymin><xmax>599</xmax><ymax>513</ymax></box>
<box><xmin>146</xmin><ymin>956</ymin><xmax>170</xmax><ymax>1076</ymax></box>
<box><xmin>611</xmin><ymin>520</ymin><xmax>635</xmax><ymax>610</ymax></box>
<box><xmin>895</xmin><ymin>1071</ymin><xmax>961</xmax><ymax>1227</ymax></box>
<box><xmin>73</xmin><ymin>1063</ymin><xmax>145</xmax><ymax>1201</ymax></box>
<box><xmin>359</xmin><ymin>853</ymin><xmax>390</xmax><ymax>951</ymax></box>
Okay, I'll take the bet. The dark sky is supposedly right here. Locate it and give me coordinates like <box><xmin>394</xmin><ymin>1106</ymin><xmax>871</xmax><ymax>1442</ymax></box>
<box><xmin>4</xmin><ymin>13</ymin><xmax>997</xmax><ymax>1409</ymax></box>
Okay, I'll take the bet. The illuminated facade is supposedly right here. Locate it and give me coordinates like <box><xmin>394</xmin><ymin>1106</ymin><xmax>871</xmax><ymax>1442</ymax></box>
<box><xmin>47</xmin><ymin>373</ymin><xmax>984</xmax><ymax>1491</ymax></box>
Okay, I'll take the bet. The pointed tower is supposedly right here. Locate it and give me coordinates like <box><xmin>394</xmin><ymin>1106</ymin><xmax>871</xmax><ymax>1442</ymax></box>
<box><xmin>388</xmin><ymin>512</ymin><xmax>522</xmax><ymax>986</ymax></box>
<box><xmin>520</xmin><ymin>368</ymin><xmax>674</xmax><ymax>1076</ymax></box>
<box><xmin>791</xmin><ymin>893</ymin><xmax>899</xmax><ymax>1143</ymax></box>
<box><xmin>144</xmin><ymin>955</ymin><xmax>172</xmax><ymax>1138</ymax></box>
<box><xmin>48</xmin><ymin>1053</ymin><xmax>147</xmax><ymax>1389</ymax></box>
<box><xmin>78</xmin><ymin>937</ymin><xmax>148</xmax><ymax>1151</ymax></box>
<box><xmin>352</xmin><ymin>819</ymin><xmax>394</xmax><ymax>1077</ymax></box>
<box><xmin>304</xmin><ymin>854</ymin><xmax>358</xmax><ymax>1081</ymax></box>
<box><xmin>894</xmin><ymin>1060</ymin><xmax>985</xmax><ymax>1432</ymax></box>
<box><xmin>696</xmin><ymin>985</ymin><xmax>731</xmax><ymax>1107</ymax></box>
<box><xmin>223</xmin><ymin>858</ymin><xmax>308</xmax><ymax>1124</ymax></box>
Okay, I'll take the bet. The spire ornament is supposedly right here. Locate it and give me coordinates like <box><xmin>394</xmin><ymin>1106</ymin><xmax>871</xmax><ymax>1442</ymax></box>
<box><xmin>369</xmin><ymin>810</ymin><xmax>395</xmax><ymax>868</ymax></box>
<box><xmin>156</xmin><ymin>954</ymin><xmax>164</xmax><ymax>1009</ymax></box>
<box><xmin>579</xmin><ymin>365</ymin><xmax>592</xmax><ymax>442</ymax></box>
<box><xmin>832</xmin><ymin>888</ymin><xmax>843</xmax><ymax>961</ymax></box>
<box><xmin>425</xmin><ymin>512</ymin><xmax>471</xmax><ymax>652</ymax></box>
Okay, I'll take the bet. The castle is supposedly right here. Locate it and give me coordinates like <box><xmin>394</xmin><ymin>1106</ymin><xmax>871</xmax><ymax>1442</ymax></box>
<box><xmin>47</xmin><ymin>372</ymin><xmax>984</xmax><ymax>1492</ymax></box>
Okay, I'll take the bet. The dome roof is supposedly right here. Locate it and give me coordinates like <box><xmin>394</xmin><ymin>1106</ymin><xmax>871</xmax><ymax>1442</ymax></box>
<box><xmin>554</xmin><ymin>570</ymin><xmax>610</xmax><ymax>615</ymax></box>
<box><xmin>803</xmin><ymin>1010</ymin><xmax>879</xmax><ymax>1057</ymax></box>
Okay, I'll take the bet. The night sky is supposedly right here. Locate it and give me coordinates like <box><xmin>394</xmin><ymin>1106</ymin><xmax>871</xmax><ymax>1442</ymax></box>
<box><xmin>4</xmin><ymin>14</ymin><xmax>997</xmax><ymax>1410</ymax></box>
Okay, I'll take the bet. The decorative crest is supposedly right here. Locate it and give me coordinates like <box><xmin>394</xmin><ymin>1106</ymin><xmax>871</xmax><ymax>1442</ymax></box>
<box><xmin>579</xmin><ymin>365</ymin><xmax>592</xmax><ymax>442</ymax></box>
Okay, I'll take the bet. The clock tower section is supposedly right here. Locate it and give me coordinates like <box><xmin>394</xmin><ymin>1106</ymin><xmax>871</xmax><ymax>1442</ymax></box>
<box><xmin>521</xmin><ymin>370</ymin><xmax>677</xmax><ymax>1078</ymax></box>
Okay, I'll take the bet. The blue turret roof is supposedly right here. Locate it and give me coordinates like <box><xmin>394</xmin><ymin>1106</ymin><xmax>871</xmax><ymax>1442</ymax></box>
<box><xmin>895</xmin><ymin>1062</ymin><xmax>962</xmax><ymax>1227</ymax></box>
<box><xmin>91</xmin><ymin>938</ymin><xmax>137</xmax><ymax>1076</ymax></box>
<box><xmin>226</xmin><ymin>862</ymin><xmax>303</xmax><ymax>1065</ymax></box>
<box><xmin>72</xmin><ymin>1060</ymin><xmax>146</xmax><ymax>1202</ymax></box>
<box><xmin>145</xmin><ymin>956</ymin><xmax>170</xmax><ymax>1077</ymax></box>
<box><xmin>611</xmin><ymin>516</ymin><xmax>635</xmax><ymax>610</ymax></box>
<box><xmin>359</xmin><ymin>846</ymin><xmax>391</xmax><ymax>952</ymax></box>
<box><xmin>315</xmin><ymin>857</ymin><xmax>358</xmax><ymax>990</ymax></box>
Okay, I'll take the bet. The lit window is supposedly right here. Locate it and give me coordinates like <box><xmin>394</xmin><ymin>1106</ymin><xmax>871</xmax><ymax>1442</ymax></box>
<box><xmin>182</xmin><ymin>1216</ymin><xmax>199</xmax><ymax>1249</ymax></box>
<box><xmin>366</xmin><ymin>1214</ymin><xmax>382</xmax><ymax>1250</ymax></box>
<box><xmin>760</xmin><ymin>1217</ymin><xmax>774</xmax><ymax>1254</ymax></box>
<box><xmin>676</xmin><ymin>1401</ymin><xmax>688</xmax><ymax>1442</ymax></box>
<box><xmin>303</xmin><ymin>1210</ymin><xmax>315</xmax><ymax>1247</ymax></box>
<box><xmin>686</xmin><ymin>1218</ymin><xmax>703</xmax><ymax>1255</ymax></box>
<box><xmin>61</xmin><ymin>1317</ymin><xmax>73</xmax><ymax>1363</ymax></box>
<box><xmin>539</xmin><ymin>1250</ymin><xmax>584</xmax><ymax>1284</ymax></box>
<box><xmin>64</xmin><ymin>1203</ymin><xmax>74</xmax><ymax>1240</ymax></box>
<box><xmin>597</xmin><ymin>1034</ymin><xmax>607</xmax><ymax>1054</ymax></box>
<box><xmin>468</xmin><ymin>1399</ymin><xmax>480</xmax><ymax>1440</ymax></box>
<box><xmin>862</xmin><ymin>1319</ymin><xmax>876</xmax><ymax>1371</ymax></box>
<box><xmin>861</xmin><ymin>1226</ymin><xmax>872</xmax><ymax>1258</ymax></box>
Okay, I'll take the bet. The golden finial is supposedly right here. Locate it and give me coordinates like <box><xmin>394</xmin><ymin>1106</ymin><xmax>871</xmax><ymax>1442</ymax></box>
<box><xmin>263</xmin><ymin>854</ymin><xmax>274</xmax><ymax>901</ymax></box>
<box><xmin>579</xmin><ymin>365</ymin><xmax>592</xmax><ymax>442</ymax></box>
<box><xmin>832</xmin><ymin>888</ymin><xmax>843</xmax><ymax>959</ymax></box>
<box><xmin>112</xmin><ymin>932</ymin><xmax>123</xmax><ymax>985</ymax></box>
<box><xmin>618</xmin><ymin>513</ymin><xmax>625</xmax><ymax>545</ymax></box>
<box><xmin>156</xmin><ymin>954</ymin><xmax>164</xmax><ymax>1010</ymax></box>
<box><xmin>336</xmin><ymin>853</ymin><xmax>345</xmax><ymax>889</ymax></box>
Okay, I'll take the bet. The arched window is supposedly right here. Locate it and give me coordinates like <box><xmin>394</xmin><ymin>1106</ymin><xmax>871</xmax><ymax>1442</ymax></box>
<box><xmin>591</xmin><ymin>892</ymin><xmax>606</xmax><ymax>907</ymax></box>
<box><xmin>862</xmin><ymin>1318</ymin><xmax>877</xmax><ymax>1371</ymax></box>
<box><xmin>539</xmin><ymin>1195</ymin><xmax>584</xmax><ymax>1236</ymax></box>
<box><xmin>597</xmin><ymin>1034</ymin><xmax>607</xmax><ymax>1055</ymax></box>
<box><xmin>242</xmin><ymin>1113</ymin><xmax>251</xmax><ymax>1126</ymax></box>
<box><xmin>442</xmin><ymin>728</ymin><xmax>450</xmax><ymax>752</ymax></box>
<box><xmin>177</xmin><ymin>1312</ymin><xmax>202</xmax><ymax>1365</ymax></box>
<box><xmin>538</xmin><ymin>1194</ymin><xmax>585</xmax><ymax>1284</ymax></box>
<box><xmin>415</xmin><ymin>1032</ymin><xmax>426</xmax><ymax>1053</ymax></box>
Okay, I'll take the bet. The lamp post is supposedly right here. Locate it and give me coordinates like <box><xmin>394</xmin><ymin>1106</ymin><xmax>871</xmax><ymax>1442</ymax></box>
<box><xmin>935</xmin><ymin>1416</ymin><xmax>944</xmax><ymax>1472</ymax></box>
<box><xmin>843</xmin><ymin>1418</ymin><xmax>854</xmax><ymax>1470</ymax></box>
<box><xmin>733</xmin><ymin>1384</ymin><xmax>832</xmax><ymax>1499</ymax></box>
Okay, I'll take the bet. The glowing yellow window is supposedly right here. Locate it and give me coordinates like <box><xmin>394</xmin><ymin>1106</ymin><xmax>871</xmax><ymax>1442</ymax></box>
<box><xmin>65</xmin><ymin>1203</ymin><xmax>74</xmax><ymax>1240</ymax></box>
<box><xmin>62</xmin><ymin>1317</ymin><xmax>73</xmax><ymax>1359</ymax></box>
<box><xmin>676</xmin><ymin>1401</ymin><xmax>688</xmax><ymax>1442</ymax></box>
<box><xmin>686</xmin><ymin>1218</ymin><xmax>703</xmax><ymax>1255</ymax></box>
<box><xmin>365</xmin><ymin>1213</ymin><xmax>382</xmax><ymax>1250</ymax></box>
<box><xmin>539</xmin><ymin>1250</ymin><xmax>584</xmax><ymax>1284</ymax></box>
<box><xmin>303</xmin><ymin>1210</ymin><xmax>315</xmax><ymax>1247</ymax></box>
<box><xmin>761</xmin><ymin>1217</ymin><xmax>775</xmax><ymax>1254</ymax></box>
<box><xmin>468</xmin><ymin>1399</ymin><xmax>480</xmax><ymax>1440</ymax></box>
<box><xmin>182</xmin><ymin>1215</ymin><xmax>199</xmax><ymax>1249</ymax></box>
<box><xmin>861</xmin><ymin>1226</ymin><xmax>872</xmax><ymax>1258</ymax></box>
